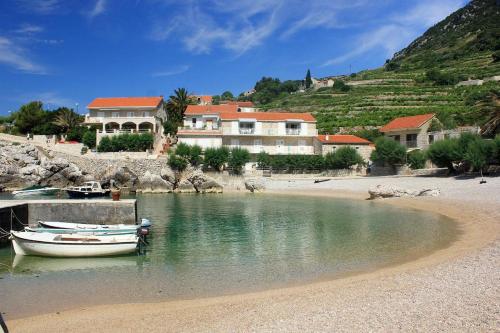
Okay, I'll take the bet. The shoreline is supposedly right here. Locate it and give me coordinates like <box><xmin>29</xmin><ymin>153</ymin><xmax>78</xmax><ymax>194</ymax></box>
<box><xmin>8</xmin><ymin>178</ymin><xmax>500</xmax><ymax>332</ymax></box>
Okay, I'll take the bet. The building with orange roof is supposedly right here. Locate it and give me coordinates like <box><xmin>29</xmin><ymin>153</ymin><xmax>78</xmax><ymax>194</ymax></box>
<box><xmin>314</xmin><ymin>134</ymin><xmax>374</xmax><ymax>162</ymax></box>
<box><xmin>84</xmin><ymin>96</ymin><xmax>166</xmax><ymax>146</ymax></box>
<box><xmin>192</xmin><ymin>95</ymin><xmax>213</xmax><ymax>105</ymax></box>
<box><xmin>380</xmin><ymin>113</ymin><xmax>436</xmax><ymax>150</ymax></box>
<box><xmin>178</xmin><ymin>107</ymin><xmax>318</xmax><ymax>155</ymax></box>
<box><xmin>219</xmin><ymin>100</ymin><xmax>256</xmax><ymax>112</ymax></box>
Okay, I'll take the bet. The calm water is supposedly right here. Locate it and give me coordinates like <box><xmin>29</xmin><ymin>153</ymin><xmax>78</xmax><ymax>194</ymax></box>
<box><xmin>0</xmin><ymin>193</ymin><xmax>458</xmax><ymax>318</ymax></box>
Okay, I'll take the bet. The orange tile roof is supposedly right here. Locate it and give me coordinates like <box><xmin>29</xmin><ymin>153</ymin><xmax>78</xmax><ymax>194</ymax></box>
<box><xmin>185</xmin><ymin>104</ymin><xmax>239</xmax><ymax>114</ymax></box>
<box><xmin>380</xmin><ymin>114</ymin><xmax>435</xmax><ymax>132</ymax></box>
<box><xmin>88</xmin><ymin>96</ymin><xmax>163</xmax><ymax>109</ymax></box>
<box><xmin>221</xmin><ymin>101</ymin><xmax>255</xmax><ymax>107</ymax></box>
<box><xmin>219</xmin><ymin>112</ymin><xmax>315</xmax><ymax>122</ymax></box>
<box><xmin>316</xmin><ymin>134</ymin><xmax>371</xmax><ymax>144</ymax></box>
<box><xmin>192</xmin><ymin>95</ymin><xmax>212</xmax><ymax>103</ymax></box>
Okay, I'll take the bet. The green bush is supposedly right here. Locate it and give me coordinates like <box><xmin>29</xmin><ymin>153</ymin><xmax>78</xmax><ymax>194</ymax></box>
<box><xmin>228</xmin><ymin>148</ymin><xmax>251</xmax><ymax>174</ymax></box>
<box><xmin>494</xmin><ymin>135</ymin><xmax>500</xmax><ymax>161</ymax></box>
<box><xmin>82</xmin><ymin>130</ymin><xmax>96</xmax><ymax>148</ymax></box>
<box><xmin>97</xmin><ymin>133</ymin><xmax>153</xmax><ymax>152</ymax></box>
<box><xmin>189</xmin><ymin>145</ymin><xmax>203</xmax><ymax>166</ymax></box>
<box><xmin>370</xmin><ymin>137</ymin><xmax>407</xmax><ymax>166</ymax></box>
<box><xmin>332</xmin><ymin>80</ymin><xmax>351</xmax><ymax>92</ymax></box>
<box><xmin>204</xmin><ymin>147</ymin><xmax>230</xmax><ymax>171</ymax></box>
<box><xmin>324</xmin><ymin>146</ymin><xmax>364</xmax><ymax>169</ymax></box>
<box><xmin>168</xmin><ymin>153</ymin><xmax>188</xmax><ymax>171</ymax></box>
<box><xmin>407</xmin><ymin>150</ymin><xmax>427</xmax><ymax>169</ymax></box>
<box><xmin>175</xmin><ymin>142</ymin><xmax>191</xmax><ymax>159</ymax></box>
<box><xmin>464</xmin><ymin>139</ymin><xmax>493</xmax><ymax>172</ymax></box>
<box><xmin>66</xmin><ymin>126</ymin><xmax>88</xmax><ymax>142</ymax></box>
<box><xmin>256</xmin><ymin>151</ymin><xmax>271</xmax><ymax>168</ymax></box>
<box><xmin>426</xmin><ymin>138</ymin><xmax>461</xmax><ymax>171</ymax></box>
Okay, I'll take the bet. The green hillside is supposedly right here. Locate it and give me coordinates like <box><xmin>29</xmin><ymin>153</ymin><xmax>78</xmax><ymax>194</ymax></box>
<box><xmin>257</xmin><ymin>0</ymin><xmax>499</xmax><ymax>135</ymax></box>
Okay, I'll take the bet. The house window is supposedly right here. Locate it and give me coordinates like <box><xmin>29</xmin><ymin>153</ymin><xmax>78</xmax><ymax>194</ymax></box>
<box><xmin>127</xmin><ymin>112</ymin><xmax>134</xmax><ymax>118</ymax></box>
<box><xmin>239</xmin><ymin>122</ymin><xmax>255</xmax><ymax>134</ymax></box>
<box><xmin>428</xmin><ymin>135</ymin><xmax>434</xmax><ymax>144</ymax></box>
<box><xmin>97</xmin><ymin>111</ymin><xmax>105</xmax><ymax>118</ymax></box>
<box><xmin>112</xmin><ymin>112</ymin><xmax>120</xmax><ymax>118</ymax></box>
<box><xmin>254</xmin><ymin>139</ymin><xmax>262</xmax><ymax>152</ymax></box>
<box><xmin>286</xmin><ymin>123</ymin><xmax>300</xmax><ymax>135</ymax></box>
<box><xmin>192</xmin><ymin>118</ymin><xmax>197</xmax><ymax>126</ymax></box>
<box><xmin>406</xmin><ymin>134</ymin><xmax>418</xmax><ymax>148</ymax></box>
<box><xmin>143</xmin><ymin>111</ymin><xmax>150</xmax><ymax>117</ymax></box>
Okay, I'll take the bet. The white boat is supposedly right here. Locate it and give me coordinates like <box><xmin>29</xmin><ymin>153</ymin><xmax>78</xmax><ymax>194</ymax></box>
<box><xmin>13</xmin><ymin>186</ymin><xmax>60</xmax><ymax>196</ymax></box>
<box><xmin>25</xmin><ymin>226</ymin><xmax>136</xmax><ymax>235</ymax></box>
<box><xmin>65</xmin><ymin>181</ymin><xmax>110</xmax><ymax>198</ymax></box>
<box><xmin>10</xmin><ymin>231</ymin><xmax>139</xmax><ymax>257</ymax></box>
<box><xmin>38</xmin><ymin>220</ymin><xmax>140</xmax><ymax>231</ymax></box>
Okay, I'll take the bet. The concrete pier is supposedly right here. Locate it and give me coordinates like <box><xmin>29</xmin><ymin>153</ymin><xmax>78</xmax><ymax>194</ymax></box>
<box><xmin>0</xmin><ymin>199</ymin><xmax>137</xmax><ymax>244</ymax></box>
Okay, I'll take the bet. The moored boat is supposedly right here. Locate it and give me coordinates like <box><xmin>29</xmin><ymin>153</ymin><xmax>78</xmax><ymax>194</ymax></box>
<box><xmin>10</xmin><ymin>231</ymin><xmax>139</xmax><ymax>257</ymax></box>
<box><xmin>13</xmin><ymin>186</ymin><xmax>60</xmax><ymax>196</ymax></box>
<box><xmin>25</xmin><ymin>226</ymin><xmax>137</xmax><ymax>236</ymax></box>
<box><xmin>38</xmin><ymin>220</ymin><xmax>141</xmax><ymax>232</ymax></box>
<box><xmin>65</xmin><ymin>181</ymin><xmax>110</xmax><ymax>198</ymax></box>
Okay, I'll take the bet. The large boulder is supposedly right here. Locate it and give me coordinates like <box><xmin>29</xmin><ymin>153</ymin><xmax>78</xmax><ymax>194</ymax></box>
<box><xmin>186</xmin><ymin>169</ymin><xmax>223</xmax><ymax>193</ymax></box>
<box><xmin>136</xmin><ymin>171</ymin><xmax>174</xmax><ymax>193</ymax></box>
<box><xmin>160</xmin><ymin>167</ymin><xmax>176</xmax><ymax>184</ymax></box>
<box><xmin>175</xmin><ymin>179</ymin><xmax>197</xmax><ymax>193</ymax></box>
<box><xmin>369</xmin><ymin>185</ymin><xmax>440</xmax><ymax>199</ymax></box>
<box><xmin>245</xmin><ymin>179</ymin><xmax>266</xmax><ymax>193</ymax></box>
<box><xmin>100</xmin><ymin>166</ymin><xmax>138</xmax><ymax>188</ymax></box>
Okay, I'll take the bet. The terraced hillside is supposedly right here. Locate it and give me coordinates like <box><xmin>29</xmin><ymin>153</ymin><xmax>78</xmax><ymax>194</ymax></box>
<box><xmin>258</xmin><ymin>0</ymin><xmax>499</xmax><ymax>134</ymax></box>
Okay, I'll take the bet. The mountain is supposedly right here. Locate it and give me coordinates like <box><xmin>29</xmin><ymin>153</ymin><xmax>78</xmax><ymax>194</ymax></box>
<box><xmin>254</xmin><ymin>0</ymin><xmax>500</xmax><ymax>136</ymax></box>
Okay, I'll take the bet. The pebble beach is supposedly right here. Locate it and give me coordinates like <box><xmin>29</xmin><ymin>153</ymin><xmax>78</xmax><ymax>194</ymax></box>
<box><xmin>8</xmin><ymin>176</ymin><xmax>500</xmax><ymax>332</ymax></box>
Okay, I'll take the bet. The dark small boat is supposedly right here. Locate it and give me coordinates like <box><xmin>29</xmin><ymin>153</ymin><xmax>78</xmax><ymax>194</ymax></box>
<box><xmin>65</xmin><ymin>181</ymin><xmax>110</xmax><ymax>198</ymax></box>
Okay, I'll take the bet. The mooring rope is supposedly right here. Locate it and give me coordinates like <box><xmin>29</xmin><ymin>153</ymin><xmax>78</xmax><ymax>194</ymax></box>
<box><xmin>10</xmin><ymin>208</ymin><xmax>28</xmax><ymax>227</ymax></box>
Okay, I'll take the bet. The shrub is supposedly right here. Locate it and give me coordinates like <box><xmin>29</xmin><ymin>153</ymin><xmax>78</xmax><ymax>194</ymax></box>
<box><xmin>332</xmin><ymin>80</ymin><xmax>351</xmax><ymax>92</ymax></box>
<box><xmin>464</xmin><ymin>139</ymin><xmax>493</xmax><ymax>172</ymax></box>
<box><xmin>82</xmin><ymin>130</ymin><xmax>96</xmax><ymax>148</ymax></box>
<box><xmin>204</xmin><ymin>147</ymin><xmax>229</xmax><ymax>171</ymax></box>
<box><xmin>494</xmin><ymin>135</ymin><xmax>500</xmax><ymax>161</ymax></box>
<box><xmin>324</xmin><ymin>146</ymin><xmax>363</xmax><ymax>169</ymax></box>
<box><xmin>370</xmin><ymin>137</ymin><xmax>407</xmax><ymax>166</ymax></box>
<box><xmin>66</xmin><ymin>126</ymin><xmax>88</xmax><ymax>142</ymax></box>
<box><xmin>256</xmin><ymin>151</ymin><xmax>271</xmax><ymax>168</ymax></box>
<box><xmin>97</xmin><ymin>133</ymin><xmax>153</xmax><ymax>152</ymax></box>
<box><xmin>407</xmin><ymin>150</ymin><xmax>427</xmax><ymax>169</ymax></box>
<box><xmin>175</xmin><ymin>142</ymin><xmax>191</xmax><ymax>159</ymax></box>
<box><xmin>426</xmin><ymin>138</ymin><xmax>461</xmax><ymax>172</ymax></box>
<box><xmin>168</xmin><ymin>153</ymin><xmax>188</xmax><ymax>171</ymax></box>
<box><xmin>189</xmin><ymin>145</ymin><xmax>203</xmax><ymax>166</ymax></box>
<box><xmin>228</xmin><ymin>147</ymin><xmax>251</xmax><ymax>174</ymax></box>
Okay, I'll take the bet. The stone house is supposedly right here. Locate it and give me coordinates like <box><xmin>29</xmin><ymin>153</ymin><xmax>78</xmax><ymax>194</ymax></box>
<box><xmin>314</xmin><ymin>134</ymin><xmax>374</xmax><ymax>162</ymax></box>
<box><xmin>380</xmin><ymin>113</ymin><xmax>436</xmax><ymax>150</ymax></box>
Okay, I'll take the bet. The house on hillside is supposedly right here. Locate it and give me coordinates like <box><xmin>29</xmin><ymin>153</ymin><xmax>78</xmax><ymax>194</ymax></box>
<box><xmin>177</xmin><ymin>105</ymin><xmax>318</xmax><ymax>154</ymax></box>
<box><xmin>84</xmin><ymin>96</ymin><xmax>166</xmax><ymax>146</ymax></box>
<box><xmin>314</xmin><ymin>134</ymin><xmax>374</xmax><ymax>162</ymax></box>
<box><xmin>193</xmin><ymin>95</ymin><xmax>213</xmax><ymax>105</ymax></box>
<box><xmin>220</xmin><ymin>101</ymin><xmax>256</xmax><ymax>112</ymax></box>
<box><xmin>380</xmin><ymin>114</ymin><xmax>436</xmax><ymax>150</ymax></box>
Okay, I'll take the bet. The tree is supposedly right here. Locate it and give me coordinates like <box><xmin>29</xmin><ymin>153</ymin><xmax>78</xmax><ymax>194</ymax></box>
<box><xmin>256</xmin><ymin>151</ymin><xmax>271</xmax><ymax>169</ymax></box>
<box><xmin>204</xmin><ymin>147</ymin><xmax>229</xmax><ymax>171</ymax></box>
<box><xmin>228</xmin><ymin>147</ymin><xmax>250</xmax><ymax>174</ymax></box>
<box><xmin>305</xmin><ymin>69</ymin><xmax>312</xmax><ymax>89</ymax></box>
<box><xmin>426</xmin><ymin>138</ymin><xmax>461</xmax><ymax>172</ymax></box>
<box><xmin>13</xmin><ymin>101</ymin><xmax>45</xmax><ymax>134</ymax></box>
<box><xmin>165</xmin><ymin>88</ymin><xmax>191</xmax><ymax>134</ymax></box>
<box><xmin>220</xmin><ymin>91</ymin><xmax>234</xmax><ymax>101</ymax></box>
<box><xmin>53</xmin><ymin>108</ymin><xmax>82</xmax><ymax>133</ymax></box>
<box><xmin>324</xmin><ymin>146</ymin><xmax>364</xmax><ymax>169</ymax></box>
<box><xmin>370</xmin><ymin>137</ymin><xmax>407</xmax><ymax>166</ymax></box>
<box><xmin>407</xmin><ymin>150</ymin><xmax>427</xmax><ymax>169</ymax></box>
<box><xmin>82</xmin><ymin>130</ymin><xmax>96</xmax><ymax>148</ymax></box>
<box><xmin>478</xmin><ymin>92</ymin><xmax>499</xmax><ymax>137</ymax></box>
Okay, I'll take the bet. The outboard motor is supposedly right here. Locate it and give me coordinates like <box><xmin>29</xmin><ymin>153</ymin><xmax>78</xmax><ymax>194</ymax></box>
<box><xmin>140</xmin><ymin>218</ymin><xmax>152</xmax><ymax>228</ymax></box>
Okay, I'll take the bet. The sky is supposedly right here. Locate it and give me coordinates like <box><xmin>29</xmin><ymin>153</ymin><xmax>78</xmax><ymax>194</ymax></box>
<box><xmin>0</xmin><ymin>0</ymin><xmax>468</xmax><ymax>115</ymax></box>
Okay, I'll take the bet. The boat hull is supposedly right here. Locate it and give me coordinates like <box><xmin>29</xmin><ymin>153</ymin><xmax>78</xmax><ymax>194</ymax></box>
<box><xmin>11</xmin><ymin>232</ymin><xmax>138</xmax><ymax>257</ymax></box>
<box><xmin>66</xmin><ymin>189</ymin><xmax>110</xmax><ymax>198</ymax></box>
<box><xmin>26</xmin><ymin>227</ymin><xmax>137</xmax><ymax>235</ymax></box>
<box><xmin>38</xmin><ymin>221</ymin><xmax>139</xmax><ymax>231</ymax></box>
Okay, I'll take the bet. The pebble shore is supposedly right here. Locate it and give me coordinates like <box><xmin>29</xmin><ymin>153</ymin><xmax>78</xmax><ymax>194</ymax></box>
<box><xmin>9</xmin><ymin>176</ymin><xmax>500</xmax><ymax>332</ymax></box>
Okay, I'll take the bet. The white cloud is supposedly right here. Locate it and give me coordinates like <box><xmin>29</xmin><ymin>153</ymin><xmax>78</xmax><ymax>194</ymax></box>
<box><xmin>16</xmin><ymin>0</ymin><xmax>61</xmax><ymax>14</ymax></box>
<box><xmin>150</xmin><ymin>0</ymin><xmax>369</xmax><ymax>56</ymax></box>
<box><xmin>0</xmin><ymin>36</ymin><xmax>48</xmax><ymax>74</ymax></box>
<box><xmin>152</xmin><ymin>64</ymin><xmax>191</xmax><ymax>77</ymax></box>
<box><xmin>14</xmin><ymin>24</ymin><xmax>44</xmax><ymax>35</ymax></box>
<box><xmin>87</xmin><ymin>0</ymin><xmax>107</xmax><ymax>18</ymax></box>
<box><xmin>322</xmin><ymin>0</ymin><xmax>466</xmax><ymax>66</ymax></box>
<box><xmin>34</xmin><ymin>92</ymin><xmax>74</xmax><ymax>108</ymax></box>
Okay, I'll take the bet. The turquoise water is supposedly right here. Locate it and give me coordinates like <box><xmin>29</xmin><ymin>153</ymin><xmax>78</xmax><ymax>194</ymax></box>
<box><xmin>0</xmin><ymin>193</ymin><xmax>458</xmax><ymax>318</ymax></box>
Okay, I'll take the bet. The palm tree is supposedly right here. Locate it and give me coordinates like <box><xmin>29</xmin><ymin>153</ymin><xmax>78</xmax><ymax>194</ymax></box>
<box><xmin>53</xmin><ymin>108</ymin><xmax>82</xmax><ymax>133</ymax></box>
<box><xmin>166</xmin><ymin>88</ymin><xmax>191</xmax><ymax>124</ymax></box>
<box><xmin>478</xmin><ymin>92</ymin><xmax>499</xmax><ymax>137</ymax></box>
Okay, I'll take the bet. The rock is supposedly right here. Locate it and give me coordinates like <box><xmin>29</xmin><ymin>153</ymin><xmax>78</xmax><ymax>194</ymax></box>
<box><xmin>175</xmin><ymin>179</ymin><xmax>197</xmax><ymax>193</ymax></box>
<box><xmin>160</xmin><ymin>167</ymin><xmax>176</xmax><ymax>183</ymax></box>
<box><xmin>245</xmin><ymin>179</ymin><xmax>266</xmax><ymax>193</ymax></box>
<box><xmin>369</xmin><ymin>185</ymin><xmax>440</xmax><ymax>199</ymax></box>
<box><xmin>136</xmin><ymin>171</ymin><xmax>173</xmax><ymax>193</ymax></box>
<box><xmin>186</xmin><ymin>169</ymin><xmax>223</xmax><ymax>193</ymax></box>
<box><xmin>100</xmin><ymin>166</ymin><xmax>138</xmax><ymax>188</ymax></box>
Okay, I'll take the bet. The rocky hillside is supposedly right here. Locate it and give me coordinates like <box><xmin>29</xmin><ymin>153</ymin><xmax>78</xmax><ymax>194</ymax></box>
<box><xmin>259</xmin><ymin>0</ymin><xmax>499</xmax><ymax>135</ymax></box>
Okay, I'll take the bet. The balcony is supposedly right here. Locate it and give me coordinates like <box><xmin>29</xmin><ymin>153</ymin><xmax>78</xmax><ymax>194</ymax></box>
<box><xmin>239</xmin><ymin>128</ymin><xmax>255</xmax><ymax>135</ymax></box>
<box><xmin>177</xmin><ymin>126</ymin><xmax>222</xmax><ymax>136</ymax></box>
<box><xmin>286</xmin><ymin>128</ymin><xmax>301</xmax><ymax>135</ymax></box>
<box><xmin>85</xmin><ymin>115</ymin><xmax>156</xmax><ymax>124</ymax></box>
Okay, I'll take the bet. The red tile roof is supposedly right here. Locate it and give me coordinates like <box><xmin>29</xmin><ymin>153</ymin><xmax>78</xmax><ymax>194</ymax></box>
<box><xmin>316</xmin><ymin>134</ymin><xmax>371</xmax><ymax>144</ymax></box>
<box><xmin>380</xmin><ymin>114</ymin><xmax>435</xmax><ymax>132</ymax></box>
<box><xmin>193</xmin><ymin>95</ymin><xmax>212</xmax><ymax>103</ymax></box>
<box><xmin>219</xmin><ymin>112</ymin><xmax>315</xmax><ymax>122</ymax></box>
<box><xmin>185</xmin><ymin>104</ymin><xmax>239</xmax><ymax>114</ymax></box>
<box><xmin>88</xmin><ymin>97</ymin><xmax>163</xmax><ymax>109</ymax></box>
<box><xmin>221</xmin><ymin>101</ymin><xmax>255</xmax><ymax>107</ymax></box>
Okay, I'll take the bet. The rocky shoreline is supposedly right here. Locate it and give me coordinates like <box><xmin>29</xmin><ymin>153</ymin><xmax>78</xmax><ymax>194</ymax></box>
<box><xmin>0</xmin><ymin>140</ymin><xmax>223</xmax><ymax>194</ymax></box>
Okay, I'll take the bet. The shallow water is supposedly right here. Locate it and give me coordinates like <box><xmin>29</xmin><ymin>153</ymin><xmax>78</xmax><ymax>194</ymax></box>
<box><xmin>0</xmin><ymin>193</ymin><xmax>458</xmax><ymax>319</ymax></box>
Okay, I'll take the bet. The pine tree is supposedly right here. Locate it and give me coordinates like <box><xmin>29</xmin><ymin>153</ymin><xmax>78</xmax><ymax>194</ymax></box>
<box><xmin>305</xmin><ymin>69</ymin><xmax>312</xmax><ymax>89</ymax></box>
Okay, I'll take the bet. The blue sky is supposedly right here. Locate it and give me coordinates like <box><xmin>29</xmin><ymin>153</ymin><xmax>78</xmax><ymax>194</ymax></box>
<box><xmin>0</xmin><ymin>0</ymin><xmax>467</xmax><ymax>115</ymax></box>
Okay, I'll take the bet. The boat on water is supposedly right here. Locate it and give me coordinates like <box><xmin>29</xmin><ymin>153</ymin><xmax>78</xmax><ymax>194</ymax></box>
<box><xmin>25</xmin><ymin>226</ymin><xmax>137</xmax><ymax>236</ymax></box>
<box><xmin>12</xmin><ymin>185</ymin><xmax>60</xmax><ymax>196</ymax></box>
<box><xmin>10</xmin><ymin>231</ymin><xmax>139</xmax><ymax>257</ymax></box>
<box><xmin>65</xmin><ymin>181</ymin><xmax>110</xmax><ymax>198</ymax></box>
